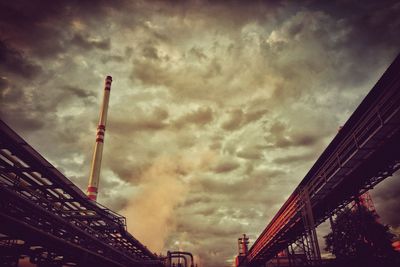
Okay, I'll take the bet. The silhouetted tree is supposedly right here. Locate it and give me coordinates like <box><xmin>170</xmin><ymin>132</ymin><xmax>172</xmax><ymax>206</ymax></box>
<box><xmin>324</xmin><ymin>204</ymin><xmax>400</xmax><ymax>267</ymax></box>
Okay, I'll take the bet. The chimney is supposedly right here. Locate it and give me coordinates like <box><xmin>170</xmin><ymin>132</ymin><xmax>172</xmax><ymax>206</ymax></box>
<box><xmin>238</xmin><ymin>234</ymin><xmax>249</xmax><ymax>256</ymax></box>
<box><xmin>87</xmin><ymin>76</ymin><xmax>112</xmax><ymax>201</ymax></box>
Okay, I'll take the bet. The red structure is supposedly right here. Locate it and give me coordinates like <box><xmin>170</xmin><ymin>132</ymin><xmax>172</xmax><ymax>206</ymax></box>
<box><xmin>236</xmin><ymin>234</ymin><xmax>249</xmax><ymax>266</ymax></box>
<box><xmin>87</xmin><ymin>76</ymin><xmax>113</xmax><ymax>201</ymax></box>
<box><xmin>358</xmin><ymin>191</ymin><xmax>378</xmax><ymax>216</ymax></box>
<box><xmin>238</xmin><ymin>234</ymin><xmax>249</xmax><ymax>256</ymax></box>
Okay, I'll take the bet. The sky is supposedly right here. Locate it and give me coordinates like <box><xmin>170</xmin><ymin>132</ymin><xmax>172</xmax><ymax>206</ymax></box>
<box><xmin>1</xmin><ymin>1</ymin><xmax>400</xmax><ymax>266</ymax></box>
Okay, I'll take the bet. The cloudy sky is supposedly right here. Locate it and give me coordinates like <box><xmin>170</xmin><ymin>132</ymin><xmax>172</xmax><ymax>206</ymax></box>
<box><xmin>1</xmin><ymin>1</ymin><xmax>400</xmax><ymax>266</ymax></box>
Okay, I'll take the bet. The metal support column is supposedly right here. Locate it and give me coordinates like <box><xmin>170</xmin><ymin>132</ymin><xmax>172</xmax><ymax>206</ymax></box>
<box><xmin>300</xmin><ymin>187</ymin><xmax>321</xmax><ymax>266</ymax></box>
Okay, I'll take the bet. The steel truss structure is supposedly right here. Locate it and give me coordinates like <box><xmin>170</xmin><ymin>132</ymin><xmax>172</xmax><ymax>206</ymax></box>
<box><xmin>0</xmin><ymin>120</ymin><xmax>163</xmax><ymax>266</ymax></box>
<box><xmin>240</xmin><ymin>54</ymin><xmax>400</xmax><ymax>267</ymax></box>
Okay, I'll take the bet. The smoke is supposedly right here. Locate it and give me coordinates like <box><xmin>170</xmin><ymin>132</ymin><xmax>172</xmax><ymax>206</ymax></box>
<box><xmin>193</xmin><ymin>254</ymin><xmax>204</xmax><ymax>267</ymax></box>
<box><xmin>122</xmin><ymin>150</ymin><xmax>216</xmax><ymax>253</ymax></box>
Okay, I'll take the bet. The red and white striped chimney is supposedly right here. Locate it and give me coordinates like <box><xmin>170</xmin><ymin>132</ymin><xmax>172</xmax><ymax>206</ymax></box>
<box><xmin>87</xmin><ymin>75</ymin><xmax>112</xmax><ymax>201</ymax></box>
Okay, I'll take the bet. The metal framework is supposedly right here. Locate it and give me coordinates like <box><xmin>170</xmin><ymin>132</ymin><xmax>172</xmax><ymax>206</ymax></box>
<box><xmin>0</xmin><ymin>120</ymin><xmax>163</xmax><ymax>266</ymax></box>
<box><xmin>241</xmin><ymin>54</ymin><xmax>400</xmax><ymax>266</ymax></box>
<box><xmin>169</xmin><ymin>251</ymin><xmax>194</xmax><ymax>267</ymax></box>
<box><xmin>164</xmin><ymin>251</ymin><xmax>195</xmax><ymax>267</ymax></box>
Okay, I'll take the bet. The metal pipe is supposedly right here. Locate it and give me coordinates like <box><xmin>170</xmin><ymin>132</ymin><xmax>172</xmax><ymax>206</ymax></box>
<box><xmin>87</xmin><ymin>76</ymin><xmax>113</xmax><ymax>201</ymax></box>
<box><xmin>169</xmin><ymin>255</ymin><xmax>187</xmax><ymax>267</ymax></box>
<box><xmin>169</xmin><ymin>251</ymin><xmax>194</xmax><ymax>267</ymax></box>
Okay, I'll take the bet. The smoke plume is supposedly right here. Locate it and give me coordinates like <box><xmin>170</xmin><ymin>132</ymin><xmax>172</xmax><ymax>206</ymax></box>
<box><xmin>122</xmin><ymin>150</ymin><xmax>215</xmax><ymax>253</ymax></box>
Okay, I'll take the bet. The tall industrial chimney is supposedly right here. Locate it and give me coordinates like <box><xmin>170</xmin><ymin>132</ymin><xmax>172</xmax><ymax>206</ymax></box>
<box><xmin>87</xmin><ymin>75</ymin><xmax>112</xmax><ymax>201</ymax></box>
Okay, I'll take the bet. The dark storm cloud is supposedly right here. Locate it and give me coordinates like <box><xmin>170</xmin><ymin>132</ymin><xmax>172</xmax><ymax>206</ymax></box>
<box><xmin>1</xmin><ymin>111</ymin><xmax>45</xmax><ymax>132</ymax></box>
<box><xmin>62</xmin><ymin>85</ymin><xmax>96</xmax><ymax>99</ymax></box>
<box><xmin>290</xmin><ymin>133</ymin><xmax>320</xmax><ymax>147</ymax></box>
<box><xmin>371</xmin><ymin>172</ymin><xmax>400</xmax><ymax>228</ymax></box>
<box><xmin>260</xmin><ymin>4</ymin><xmax>399</xmax><ymax>107</ymax></box>
<box><xmin>248</xmin><ymin>168</ymin><xmax>285</xmax><ymax>180</ymax></box>
<box><xmin>211</xmin><ymin>157</ymin><xmax>240</xmax><ymax>173</ymax></box>
<box><xmin>265</xmin><ymin>119</ymin><xmax>332</xmax><ymax>149</ymax></box>
<box><xmin>173</xmin><ymin>106</ymin><xmax>214</xmax><ymax>128</ymax></box>
<box><xmin>221</xmin><ymin>107</ymin><xmax>268</xmax><ymax>131</ymax></box>
<box><xmin>107</xmin><ymin>152</ymin><xmax>150</xmax><ymax>183</ymax></box>
<box><xmin>131</xmin><ymin>58</ymin><xmax>169</xmax><ymax>87</ymax></box>
<box><xmin>0</xmin><ymin>80</ymin><xmax>22</xmax><ymax>103</ymax></box>
<box><xmin>0</xmin><ymin>1</ymin><xmax>123</xmax><ymax>58</ymax></box>
<box><xmin>70</xmin><ymin>34</ymin><xmax>111</xmax><ymax>51</ymax></box>
<box><xmin>189</xmin><ymin>47</ymin><xmax>208</xmax><ymax>61</ymax></box>
<box><xmin>221</xmin><ymin>109</ymin><xmax>244</xmax><ymax>131</ymax></box>
<box><xmin>142</xmin><ymin>45</ymin><xmax>160</xmax><ymax>60</ymax></box>
<box><xmin>0</xmin><ymin>41</ymin><xmax>42</xmax><ymax>78</ymax></box>
<box><xmin>0</xmin><ymin>2</ymin><xmax>63</xmax><ymax>57</ymax></box>
<box><xmin>265</xmin><ymin>121</ymin><xmax>293</xmax><ymax>148</ymax></box>
<box><xmin>309</xmin><ymin>0</ymin><xmax>400</xmax><ymax>48</ymax></box>
<box><xmin>273</xmin><ymin>151</ymin><xmax>317</xmax><ymax>165</ymax></box>
<box><xmin>176</xmin><ymin>215</ymin><xmax>245</xmax><ymax>238</ymax></box>
<box><xmin>101</xmin><ymin>178</ymin><xmax>131</xmax><ymax>208</ymax></box>
<box><xmin>135</xmin><ymin>0</ymin><xmax>284</xmax><ymax>29</ymax></box>
<box><xmin>100</xmin><ymin>54</ymin><xmax>125</xmax><ymax>63</ymax></box>
<box><xmin>1</xmin><ymin>83</ymin><xmax>47</xmax><ymax>133</ymax></box>
<box><xmin>194</xmin><ymin>176</ymin><xmax>244</xmax><ymax>195</ymax></box>
<box><xmin>192</xmin><ymin>165</ymin><xmax>287</xmax><ymax>200</ymax></box>
<box><xmin>305</xmin><ymin>0</ymin><xmax>400</xmax><ymax>89</ymax></box>
<box><xmin>0</xmin><ymin>77</ymin><xmax>9</xmax><ymax>91</ymax></box>
<box><xmin>236</xmin><ymin>145</ymin><xmax>264</xmax><ymax>160</ymax></box>
<box><xmin>114</xmin><ymin>107</ymin><xmax>169</xmax><ymax>133</ymax></box>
